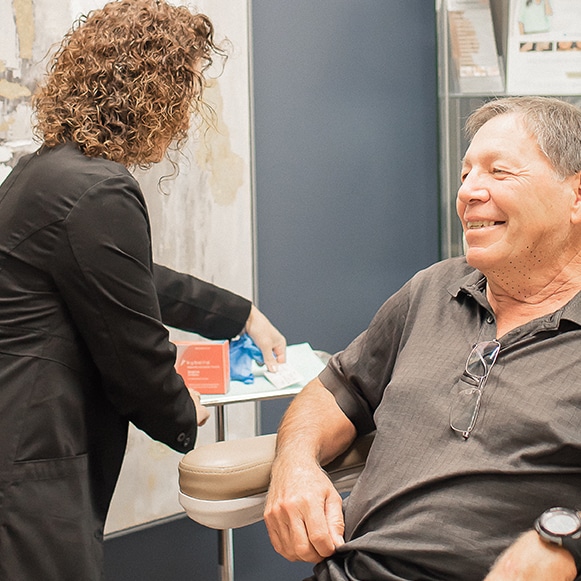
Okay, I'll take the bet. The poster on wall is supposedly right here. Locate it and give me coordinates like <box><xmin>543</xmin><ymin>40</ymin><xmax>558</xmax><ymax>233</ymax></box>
<box><xmin>0</xmin><ymin>0</ymin><xmax>256</xmax><ymax>534</ymax></box>
<box><xmin>506</xmin><ymin>0</ymin><xmax>581</xmax><ymax>94</ymax></box>
<box><xmin>446</xmin><ymin>0</ymin><xmax>505</xmax><ymax>93</ymax></box>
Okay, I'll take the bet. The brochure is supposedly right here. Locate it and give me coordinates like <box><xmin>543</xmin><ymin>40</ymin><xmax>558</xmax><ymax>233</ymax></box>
<box><xmin>506</xmin><ymin>0</ymin><xmax>581</xmax><ymax>94</ymax></box>
<box><xmin>447</xmin><ymin>0</ymin><xmax>504</xmax><ymax>93</ymax></box>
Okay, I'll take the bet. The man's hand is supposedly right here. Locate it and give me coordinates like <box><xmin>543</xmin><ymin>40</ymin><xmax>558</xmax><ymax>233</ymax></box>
<box><xmin>264</xmin><ymin>458</ymin><xmax>345</xmax><ymax>563</ymax></box>
<box><xmin>484</xmin><ymin>530</ymin><xmax>577</xmax><ymax>581</ymax></box>
<box><xmin>263</xmin><ymin>378</ymin><xmax>357</xmax><ymax>563</ymax></box>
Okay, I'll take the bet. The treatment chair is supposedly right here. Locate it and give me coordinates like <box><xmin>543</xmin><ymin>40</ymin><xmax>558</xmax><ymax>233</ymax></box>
<box><xmin>178</xmin><ymin>432</ymin><xmax>373</xmax><ymax>581</ymax></box>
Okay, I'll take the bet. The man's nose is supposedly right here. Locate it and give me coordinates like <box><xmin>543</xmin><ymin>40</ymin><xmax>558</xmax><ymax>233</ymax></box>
<box><xmin>457</xmin><ymin>172</ymin><xmax>490</xmax><ymax>204</ymax></box>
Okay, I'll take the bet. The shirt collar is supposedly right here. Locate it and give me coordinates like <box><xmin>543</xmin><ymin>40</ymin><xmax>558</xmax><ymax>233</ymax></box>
<box><xmin>447</xmin><ymin>265</ymin><xmax>581</xmax><ymax>328</ymax></box>
<box><xmin>560</xmin><ymin>291</ymin><xmax>581</xmax><ymax>326</ymax></box>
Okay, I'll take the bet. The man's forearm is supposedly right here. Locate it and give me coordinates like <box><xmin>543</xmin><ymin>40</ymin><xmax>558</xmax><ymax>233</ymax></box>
<box><xmin>484</xmin><ymin>530</ymin><xmax>577</xmax><ymax>581</ymax></box>
<box><xmin>265</xmin><ymin>376</ymin><xmax>357</xmax><ymax>562</ymax></box>
<box><xmin>274</xmin><ymin>377</ymin><xmax>357</xmax><ymax>469</ymax></box>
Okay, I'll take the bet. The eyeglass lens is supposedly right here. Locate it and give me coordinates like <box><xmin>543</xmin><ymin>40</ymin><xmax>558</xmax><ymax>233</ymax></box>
<box><xmin>466</xmin><ymin>340</ymin><xmax>500</xmax><ymax>380</ymax></box>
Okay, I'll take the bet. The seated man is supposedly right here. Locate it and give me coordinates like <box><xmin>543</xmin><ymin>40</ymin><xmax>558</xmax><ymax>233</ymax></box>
<box><xmin>264</xmin><ymin>96</ymin><xmax>581</xmax><ymax>581</ymax></box>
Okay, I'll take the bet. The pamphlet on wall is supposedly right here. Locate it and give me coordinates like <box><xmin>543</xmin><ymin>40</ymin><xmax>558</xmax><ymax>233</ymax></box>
<box><xmin>446</xmin><ymin>0</ymin><xmax>504</xmax><ymax>93</ymax></box>
<box><xmin>505</xmin><ymin>0</ymin><xmax>581</xmax><ymax>94</ymax></box>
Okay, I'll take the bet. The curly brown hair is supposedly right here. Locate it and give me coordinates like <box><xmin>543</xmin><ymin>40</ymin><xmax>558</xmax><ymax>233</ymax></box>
<box><xmin>33</xmin><ymin>0</ymin><xmax>224</xmax><ymax>167</ymax></box>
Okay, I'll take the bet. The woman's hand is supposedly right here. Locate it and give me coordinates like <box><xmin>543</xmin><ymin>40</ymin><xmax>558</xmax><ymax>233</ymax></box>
<box><xmin>187</xmin><ymin>389</ymin><xmax>210</xmax><ymax>426</ymax></box>
<box><xmin>244</xmin><ymin>305</ymin><xmax>286</xmax><ymax>372</ymax></box>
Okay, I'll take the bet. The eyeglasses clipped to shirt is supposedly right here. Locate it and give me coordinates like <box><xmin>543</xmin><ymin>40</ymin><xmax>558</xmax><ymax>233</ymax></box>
<box><xmin>449</xmin><ymin>339</ymin><xmax>501</xmax><ymax>440</ymax></box>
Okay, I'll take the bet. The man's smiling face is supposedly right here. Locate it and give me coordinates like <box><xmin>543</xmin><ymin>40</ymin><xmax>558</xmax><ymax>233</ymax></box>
<box><xmin>456</xmin><ymin>112</ymin><xmax>579</xmax><ymax>279</ymax></box>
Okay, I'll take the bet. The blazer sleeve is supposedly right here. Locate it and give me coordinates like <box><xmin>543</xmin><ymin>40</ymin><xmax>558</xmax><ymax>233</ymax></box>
<box><xmin>153</xmin><ymin>264</ymin><xmax>251</xmax><ymax>339</ymax></box>
<box><xmin>51</xmin><ymin>174</ymin><xmax>197</xmax><ymax>452</ymax></box>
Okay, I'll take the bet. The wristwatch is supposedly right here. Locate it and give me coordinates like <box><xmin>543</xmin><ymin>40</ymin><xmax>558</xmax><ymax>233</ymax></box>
<box><xmin>535</xmin><ymin>507</ymin><xmax>581</xmax><ymax>573</ymax></box>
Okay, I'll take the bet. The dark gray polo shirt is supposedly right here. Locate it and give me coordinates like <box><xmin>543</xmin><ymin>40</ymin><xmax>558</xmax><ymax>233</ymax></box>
<box><xmin>314</xmin><ymin>256</ymin><xmax>581</xmax><ymax>581</ymax></box>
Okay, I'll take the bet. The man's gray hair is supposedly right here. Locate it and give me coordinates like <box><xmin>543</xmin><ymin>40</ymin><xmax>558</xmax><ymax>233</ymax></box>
<box><xmin>465</xmin><ymin>96</ymin><xmax>581</xmax><ymax>179</ymax></box>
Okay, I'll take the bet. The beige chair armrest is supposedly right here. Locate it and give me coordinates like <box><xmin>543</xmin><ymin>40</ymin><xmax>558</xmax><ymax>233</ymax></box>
<box><xmin>179</xmin><ymin>432</ymin><xmax>373</xmax><ymax>502</ymax></box>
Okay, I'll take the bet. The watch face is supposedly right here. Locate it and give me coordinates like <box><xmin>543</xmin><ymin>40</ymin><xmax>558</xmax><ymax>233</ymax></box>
<box><xmin>541</xmin><ymin>508</ymin><xmax>581</xmax><ymax>536</ymax></box>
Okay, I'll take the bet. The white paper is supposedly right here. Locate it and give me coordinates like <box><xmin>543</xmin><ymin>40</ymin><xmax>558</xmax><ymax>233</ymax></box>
<box><xmin>263</xmin><ymin>363</ymin><xmax>304</xmax><ymax>389</ymax></box>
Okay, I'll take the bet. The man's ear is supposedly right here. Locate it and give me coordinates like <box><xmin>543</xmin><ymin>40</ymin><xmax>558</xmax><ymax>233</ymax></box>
<box><xmin>570</xmin><ymin>172</ymin><xmax>581</xmax><ymax>225</ymax></box>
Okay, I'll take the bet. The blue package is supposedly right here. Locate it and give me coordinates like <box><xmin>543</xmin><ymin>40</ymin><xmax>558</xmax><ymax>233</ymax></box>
<box><xmin>229</xmin><ymin>334</ymin><xmax>264</xmax><ymax>384</ymax></box>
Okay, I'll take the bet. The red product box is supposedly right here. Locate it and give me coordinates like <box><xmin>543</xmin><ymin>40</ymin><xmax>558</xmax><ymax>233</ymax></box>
<box><xmin>174</xmin><ymin>340</ymin><xmax>230</xmax><ymax>394</ymax></box>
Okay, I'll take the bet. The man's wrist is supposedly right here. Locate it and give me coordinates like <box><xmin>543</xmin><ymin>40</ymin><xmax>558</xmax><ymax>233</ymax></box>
<box><xmin>535</xmin><ymin>507</ymin><xmax>581</xmax><ymax>576</ymax></box>
<box><xmin>561</xmin><ymin>535</ymin><xmax>581</xmax><ymax>577</ymax></box>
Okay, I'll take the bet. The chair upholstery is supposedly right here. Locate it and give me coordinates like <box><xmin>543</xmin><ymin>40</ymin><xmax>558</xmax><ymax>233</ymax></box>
<box><xmin>178</xmin><ymin>433</ymin><xmax>373</xmax><ymax>529</ymax></box>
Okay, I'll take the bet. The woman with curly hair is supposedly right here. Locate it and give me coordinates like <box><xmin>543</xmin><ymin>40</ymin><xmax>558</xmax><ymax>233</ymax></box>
<box><xmin>0</xmin><ymin>1</ymin><xmax>285</xmax><ymax>578</ymax></box>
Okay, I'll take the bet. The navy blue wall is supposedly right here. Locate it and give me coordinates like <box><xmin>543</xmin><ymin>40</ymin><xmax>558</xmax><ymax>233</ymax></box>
<box><xmin>105</xmin><ymin>2</ymin><xmax>439</xmax><ymax>579</ymax></box>
<box><xmin>253</xmin><ymin>1</ymin><xmax>439</xmax><ymax>356</ymax></box>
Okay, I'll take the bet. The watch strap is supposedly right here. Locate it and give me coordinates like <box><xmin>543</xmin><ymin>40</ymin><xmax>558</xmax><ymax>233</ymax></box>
<box><xmin>562</xmin><ymin>535</ymin><xmax>581</xmax><ymax>575</ymax></box>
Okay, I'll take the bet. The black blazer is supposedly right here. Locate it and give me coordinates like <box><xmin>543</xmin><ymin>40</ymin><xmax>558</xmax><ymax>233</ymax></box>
<box><xmin>0</xmin><ymin>143</ymin><xmax>251</xmax><ymax>579</ymax></box>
